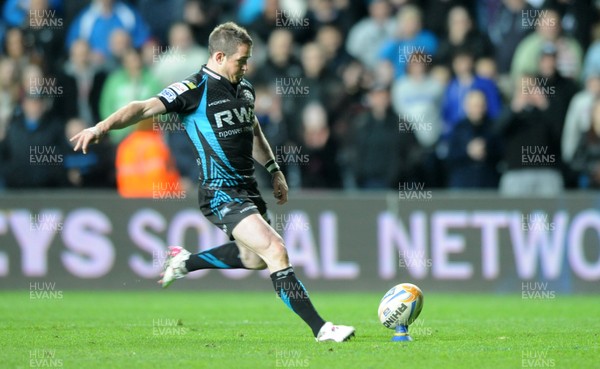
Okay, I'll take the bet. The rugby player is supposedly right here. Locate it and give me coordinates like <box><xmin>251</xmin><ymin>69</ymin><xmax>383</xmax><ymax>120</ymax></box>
<box><xmin>70</xmin><ymin>22</ymin><xmax>355</xmax><ymax>342</ymax></box>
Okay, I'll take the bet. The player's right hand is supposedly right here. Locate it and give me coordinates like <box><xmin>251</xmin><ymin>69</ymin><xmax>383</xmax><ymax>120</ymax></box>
<box><xmin>70</xmin><ymin>125</ymin><xmax>103</xmax><ymax>154</ymax></box>
<box><xmin>272</xmin><ymin>171</ymin><xmax>289</xmax><ymax>205</ymax></box>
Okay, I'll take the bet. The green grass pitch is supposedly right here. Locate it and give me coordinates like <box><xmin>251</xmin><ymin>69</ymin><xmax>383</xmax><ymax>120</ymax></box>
<box><xmin>1</xmin><ymin>291</ymin><xmax>598</xmax><ymax>369</ymax></box>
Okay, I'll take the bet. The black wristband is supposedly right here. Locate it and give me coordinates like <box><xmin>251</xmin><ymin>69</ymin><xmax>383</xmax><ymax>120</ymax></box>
<box><xmin>265</xmin><ymin>159</ymin><xmax>280</xmax><ymax>174</ymax></box>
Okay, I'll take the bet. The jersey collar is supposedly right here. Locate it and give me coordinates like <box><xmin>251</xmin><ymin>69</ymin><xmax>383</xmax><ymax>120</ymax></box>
<box><xmin>201</xmin><ymin>64</ymin><xmax>242</xmax><ymax>95</ymax></box>
<box><xmin>201</xmin><ymin>65</ymin><xmax>222</xmax><ymax>80</ymax></box>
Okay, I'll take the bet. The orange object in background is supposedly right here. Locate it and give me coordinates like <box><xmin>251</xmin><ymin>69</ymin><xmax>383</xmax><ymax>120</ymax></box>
<box><xmin>116</xmin><ymin>118</ymin><xmax>182</xmax><ymax>198</ymax></box>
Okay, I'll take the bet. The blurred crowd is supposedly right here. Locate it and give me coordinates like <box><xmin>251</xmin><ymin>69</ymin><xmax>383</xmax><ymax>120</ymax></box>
<box><xmin>1</xmin><ymin>0</ymin><xmax>600</xmax><ymax>196</ymax></box>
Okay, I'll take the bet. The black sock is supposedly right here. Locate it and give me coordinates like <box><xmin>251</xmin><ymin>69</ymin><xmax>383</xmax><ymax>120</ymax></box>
<box><xmin>270</xmin><ymin>267</ymin><xmax>326</xmax><ymax>337</ymax></box>
<box><xmin>184</xmin><ymin>242</ymin><xmax>245</xmax><ymax>271</ymax></box>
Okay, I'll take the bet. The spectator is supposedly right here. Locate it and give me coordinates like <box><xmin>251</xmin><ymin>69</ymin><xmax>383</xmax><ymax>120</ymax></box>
<box><xmin>238</xmin><ymin>0</ymin><xmax>271</xmax><ymax>26</ymax></box>
<box><xmin>0</xmin><ymin>58</ymin><xmax>20</xmax><ymax>141</ymax></box>
<box><xmin>283</xmin><ymin>42</ymin><xmax>340</xmax><ymax>142</ymax></box>
<box><xmin>582</xmin><ymin>24</ymin><xmax>600</xmax><ymax>81</ymax></box>
<box><xmin>66</xmin><ymin>0</ymin><xmax>151</xmax><ymax>60</ymax></box>
<box><xmin>487</xmin><ymin>0</ymin><xmax>535</xmax><ymax>75</ymax></box>
<box><xmin>422</xmin><ymin>0</ymin><xmax>473</xmax><ymax>38</ymax></box>
<box><xmin>51</xmin><ymin>70</ymin><xmax>79</xmax><ymax>122</ymax></box>
<box><xmin>441</xmin><ymin>49</ymin><xmax>502</xmax><ymax>138</ymax></box>
<box><xmin>303</xmin><ymin>0</ymin><xmax>354</xmax><ymax>41</ymax></box>
<box><xmin>253</xmin><ymin>85</ymin><xmax>288</xmax><ymax>188</ymax></box>
<box><xmin>165</xmin><ymin>132</ymin><xmax>196</xmax><ymax>195</ymax></box>
<box><xmin>543</xmin><ymin>0</ymin><xmax>597</xmax><ymax>50</ymax></box>
<box><xmin>0</xmin><ymin>20</ymin><xmax>5</xmax><ymax>51</ymax></box>
<box><xmin>391</xmin><ymin>51</ymin><xmax>444</xmax><ymax>187</ymax></box>
<box><xmin>0</xmin><ymin>93</ymin><xmax>67</xmax><ymax>188</ymax></box>
<box><xmin>140</xmin><ymin>37</ymin><xmax>160</xmax><ymax>67</ymax></box>
<box><xmin>183</xmin><ymin>0</ymin><xmax>220</xmax><ymax>48</ymax></box>
<box><xmin>297</xmin><ymin>41</ymin><xmax>340</xmax><ymax>100</ymax></box>
<box><xmin>255</xmin><ymin>85</ymin><xmax>287</xmax><ymax>154</ymax></box>
<box><xmin>22</xmin><ymin>0</ymin><xmax>67</xmax><ymax>74</ymax></box>
<box><xmin>315</xmin><ymin>25</ymin><xmax>351</xmax><ymax>77</ymax></box>
<box><xmin>115</xmin><ymin>118</ymin><xmax>181</xmax><ymax>198</ymax></box>
<box><xmin>435</xmin><ymin>6</ymin><xmax>493</xmax><ymax>69</ymax></box>
<box><xmin>511</xmin><ymin>7</ymin><xmax>583</xmax><ymax>81</ymax></box>
<box><xmin>446</xmin><ymin>90</ymin><xmax>502</xmax><ymax>189</ymax></box>
<box><xmin>99</xmin><ymin>48</ymin><xmax>162</xmax><ymax>144</ymax></box>
<box><xmin>329</xmin><ymin>60</ymin><xmax>371</xmax><ymax>188</ymax></box>
<box><xmin>152</xmin><ymin>22</ymin><xmax>209</xmax><ymax>86</ymax></box>
<box><xmin>2</xmin><ymin>0</ymin><xmax>62</xmax><ymax>27</ymax></box>
<box><xmin>4</xmin><ymin>27</ymin><xmax>35</xmax><ymax>72</ymax></box>
<box><xmin>497</xmin><ymin>75</ymin><xmax>563</xmax><ymax>196</ymax></box>
<box><xmin>298</xmin><ymin>102</ymin><xmax>341</xmax><ymax>189</ymax></box>
<box><xmin>22</xmin><ymin>63</ymin><xmax>78</xmax><ymax>122</ymax></box>
<box><xmin>247</xmin><ymin>0</ymin><xmax>294</xmax><ymax>44</ymax></box>
<box><xmin>571</xmin><ymin>98</ymin><xmax>600</xmax><ymax>188</ymax></box>
<box><xmin>354</xmin><ymin>85</ymin><xmax>421</xmax><ymax>189</ymax></box>
<box><xmin>345</xmin><ymin>0</ymin><xmax>395</xmax><ymax>71</ymax></box>
<box><xmin>22</xmin><ymin>53</ymin><xmax>80</xmax><ymax>123</ymax></box>
<box><xmin>562</xmin><ymin>74</ymin><xmax>600</xmax><ymax>163</ymax></box>
<box><xmin>533</xmin><ymin>43</ymin><xmax>579</xmax><ymax>158</ymax></box>
<box><xmin>138</xmin><ymin>0</ymin><xmax>185</xmax><ymax>45</ymax></box>
<box><xmin>475</xmin><ymin>56</ymin><xmax>500</xmax><ymax>83</ymax></box>
<box><xmin>63</xmin><ymin>39</ymin><xmax>108</xmax><ymax>125</ymax></box>
<box><xmin>62</xmin><ymin>0</ymin><xmax>88</xmax><ymax>28</ymax></box>
<box><xmin>377</xmin><ymin>5</ymin><xmax>438</xmax><ymax>83</ymax></box>
<box><xmin>391</xmin><ymin>52</ymin><xmax>444</xmax><ymax>149</ymax></box>
<box><xmin>104</xmin><ymin>28</ymin><xmax>134</xmax><ymax>72</ymax></box>
<box><xmin>63</xmin><ymin>117</ymin><xmax>115</xmax><ymax>188</ymax></box>
<box><xmin>249</xmin><ymin>29</ymin><xmax>302</xmax><ymax>87</ymax></box>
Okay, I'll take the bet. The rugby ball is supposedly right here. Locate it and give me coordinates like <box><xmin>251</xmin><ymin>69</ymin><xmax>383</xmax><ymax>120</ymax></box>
<box><xmin>378</xmin><ymin>283</ymin><xmax>424</xmax><ymax>329</ymax></box>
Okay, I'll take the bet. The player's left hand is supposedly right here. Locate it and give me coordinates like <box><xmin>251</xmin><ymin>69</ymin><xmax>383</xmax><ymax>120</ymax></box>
<box><xmin>70</xmin><ymin>125</ymin><xmax>104</xmax><ymax>154</ymax></box>
<box><xmin>272</xmin><ymin>171</ymin><xmax>288</xmax><ymax>205</ymax></box>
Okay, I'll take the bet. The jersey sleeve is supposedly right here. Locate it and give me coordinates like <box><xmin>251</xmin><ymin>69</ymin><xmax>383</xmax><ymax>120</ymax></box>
<box><xmin>156</xmin><ymin>79</ymin><xmax>202</xmax><ymax>115</ymax></box>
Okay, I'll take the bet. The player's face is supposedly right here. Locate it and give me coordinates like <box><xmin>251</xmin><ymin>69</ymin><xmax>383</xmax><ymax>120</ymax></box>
<box><xmin>223</xmin><ymin>44</ymin><xmax>251</xmax><ymax>84</ymax></box>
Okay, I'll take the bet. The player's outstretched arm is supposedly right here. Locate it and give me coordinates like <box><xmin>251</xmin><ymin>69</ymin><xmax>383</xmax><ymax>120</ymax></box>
<box><xmin>252</xmin><ymin>117</ymin><xmax>288</xmax><ymax>205</ymax></box>
<box><xmin>70</xmin><ymin>97</ymin><xmax>166</xmax><ymax>154</ymax></box>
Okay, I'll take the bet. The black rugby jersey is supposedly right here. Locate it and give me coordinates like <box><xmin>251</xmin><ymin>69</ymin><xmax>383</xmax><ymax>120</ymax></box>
<box><xmin>156</xmin><ymin>65</ymin><xmax>256</xmax><ymax>189</ymax></box>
